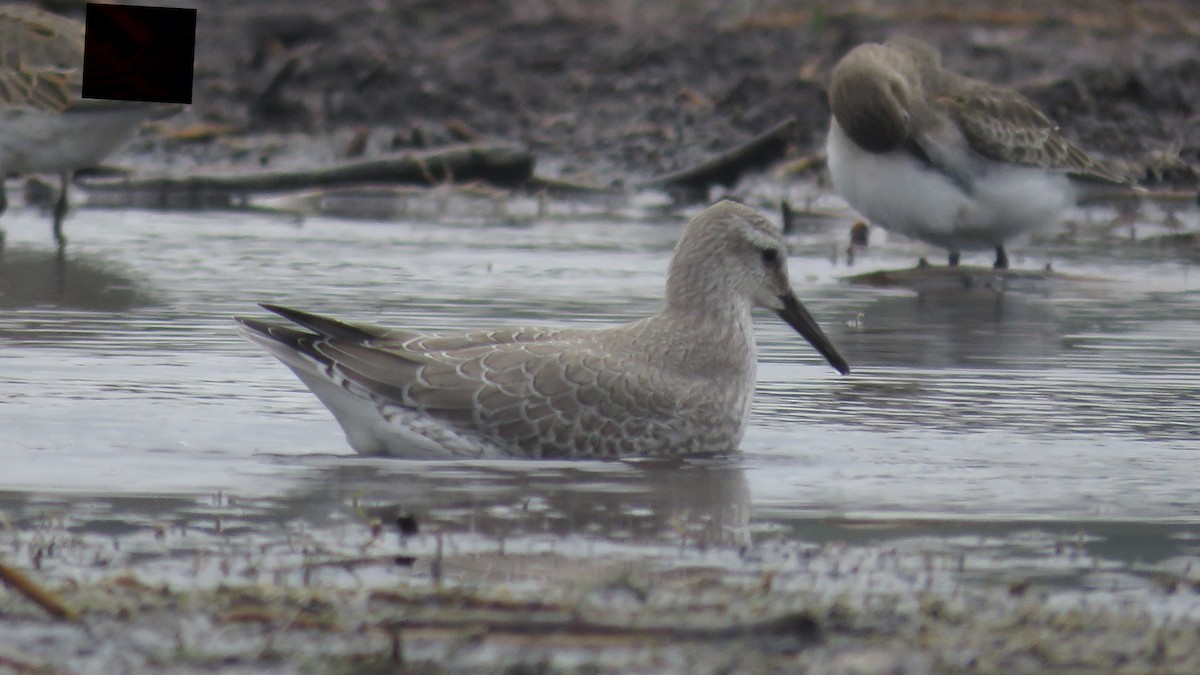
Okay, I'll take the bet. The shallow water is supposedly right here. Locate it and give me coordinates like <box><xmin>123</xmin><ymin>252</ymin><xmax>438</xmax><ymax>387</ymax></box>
<box><xmin>1</xmin><ymin>195</ymin><xmax>1199</xmax><ymax>579</ymax></box>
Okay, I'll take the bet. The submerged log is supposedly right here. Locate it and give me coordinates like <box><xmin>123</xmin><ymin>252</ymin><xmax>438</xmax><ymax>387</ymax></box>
<box><xmin>842</xmin><ymin>264</ymin><xmax>1106</xmax><ymax>292</ymax></box>
<box><xmin>641</xmin><ymin>118</ymin><xmax>797</xmax><ymax>202</ymax></box>
<box><xmin>76</xmin><ymin>143</ymin><xmax>536</xmax><ymax>210</ymax></box>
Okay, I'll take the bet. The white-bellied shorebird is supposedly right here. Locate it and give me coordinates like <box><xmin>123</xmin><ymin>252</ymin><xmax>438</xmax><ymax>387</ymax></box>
<box><xmin>0</xmin><ymin>4</ymin><xmax>176</xmax><ymax>248</ymax></box>
<box><xmin>826</xmin><ymin>36</ymin><xmax>1128</xmax><ymax>269</ymax></box>
<box><xmin>238</xmin><ymin>201</ymin><xmax>849</xmax><ymax>459</ymax></box>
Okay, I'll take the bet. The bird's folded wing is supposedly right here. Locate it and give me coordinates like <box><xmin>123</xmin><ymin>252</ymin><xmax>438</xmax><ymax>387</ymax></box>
<box><xmin>940</xmin><ymin>85</ymin><xmax>1127</xmax><ymax>184</ymax></box>
<box><xmin>317</xmin><ymin>338</ymin><xmax>682</xmax><ymax>453</ymax></box>
<box><xmin>0</xmin><ymin>5</ymin><xmax>83</xmax><ymax>112</ymax></box>
<box><xmin>0</xmin><ymin>67</ymin><xmax>73</xmax><ymax>112</ymax></box>
<box><xmin>375</xmin><ymin>326</ymin><xmax>581</xmax><ymax>354</ymax></box>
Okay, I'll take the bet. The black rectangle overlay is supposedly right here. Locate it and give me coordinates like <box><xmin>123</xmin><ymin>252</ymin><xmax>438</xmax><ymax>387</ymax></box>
<box><xmin>82</xmin><ymin>4</ymin><xmax>196</xmax><ymax>104</ymax></box>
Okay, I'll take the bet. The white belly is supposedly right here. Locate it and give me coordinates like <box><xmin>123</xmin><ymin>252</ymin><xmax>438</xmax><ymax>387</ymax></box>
<box><xmin>0</xmin><ymin>107</ymin><xmax>150</xmax><ymax>174</ymax></box>
<box><xmin>825</xmin><ymin>119</ymin><xmax>1073</xmax><ymax>252</ymax></box>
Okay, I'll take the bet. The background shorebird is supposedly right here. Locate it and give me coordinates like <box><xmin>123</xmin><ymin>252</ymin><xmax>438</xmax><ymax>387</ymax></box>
<box><xmin>826</xmin><ymin>36</ymin><xmax>1129</xmax><ymax>269</ymax></box>
<box><xmin>237</xmin><ymin>201</ymin><xmax>849</xmax><ymax>460</ymax></box>
<box><xmin>0</xmin><ymin>4</ymin><xmax>176</xmax><ymax>249</ymax></box>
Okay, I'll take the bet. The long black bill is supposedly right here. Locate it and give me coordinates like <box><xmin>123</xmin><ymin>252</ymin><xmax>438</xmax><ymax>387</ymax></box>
<box><xmin>776</xmin><ymin>292</ymin><xmax>850</xmax><ymax>375</ymax></box>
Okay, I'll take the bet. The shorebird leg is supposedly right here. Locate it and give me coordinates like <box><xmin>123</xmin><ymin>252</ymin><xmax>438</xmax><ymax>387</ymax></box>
<box><xmin>780</xmin><ymin>200</ymin><xmax>795</xmax><ymax>235</ymax></box>
<box><xmin>0</xmin><ymin>182</ymin><xmax>6</xmax><ymax>253</ymax></box>
<box><xmin>52</xmin><ymin>171</ymin><xmax>69</xmax><ymax>247</ymax></box>
<box><xmin>947</xmin><ymin>250</ymin><xmax>961</xmax><ymax>266</ymax></box>
<box><xmin>993</xmin><ymin>245</ymin><xmax>1009</xmax><ymax>270</ymax></box>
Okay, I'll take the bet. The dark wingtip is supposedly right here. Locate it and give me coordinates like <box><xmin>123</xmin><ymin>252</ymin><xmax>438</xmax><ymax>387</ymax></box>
<box><xmin>255</xmin><ymin>304</ymin><xmax>381</xmax><ymax>342</ymax></box>
<box><xmin>234</xmin><ymin>313</ymin><xmax>323</xmax><ymax>353</ymax></box>
<box><xmin>259</xmin><ymin>303</ymin><xmax>304</xmax><ymax>321</ymax></box>
<box><xmin>233</xmin><ymin>315</ymin><xmax>271</xmax><ymax>334</ymax></box>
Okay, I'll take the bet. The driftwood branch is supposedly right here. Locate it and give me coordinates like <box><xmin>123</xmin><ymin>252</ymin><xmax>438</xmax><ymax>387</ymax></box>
<box><xmin>0</xmin><ymin>559</ymin><xmax>78</xmax><ymax>622</ymax></box>
<box><xmin>76</xmin><ymin>143</ymin><xmax>536</xmax><ymax>209</ymax></box>
<box><xmin>641</xmin><ymin>118</ymin><xmax>797</xmax><ymax>201</ymax></box>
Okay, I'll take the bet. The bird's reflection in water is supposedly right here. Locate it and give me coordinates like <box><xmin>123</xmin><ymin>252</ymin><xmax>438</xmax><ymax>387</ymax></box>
<box><xmin>0</xmin><ymin>458</ymin><xmax>752</xmax><ymax>588</ymax></box>
<box><xmin>284</xmin><ymin>457</ymin><xmax>753</xmax><ymax>548</ymax></box>
<box><xmin>0</xmin><ymin>244</ymin><xmax>154</xmax><ymax>314</ymax></box>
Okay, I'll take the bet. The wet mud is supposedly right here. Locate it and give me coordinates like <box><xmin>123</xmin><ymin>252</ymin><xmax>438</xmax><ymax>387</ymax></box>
<box><xmin>98</xmin><ymin>0</ymin><xmax>1200</xmax><ymax>187</ymax></box>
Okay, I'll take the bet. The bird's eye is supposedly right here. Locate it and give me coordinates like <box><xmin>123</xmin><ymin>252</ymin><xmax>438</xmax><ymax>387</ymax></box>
<box><xmin>760</xmin><ymin>248</ymin><xmax>779</xmax><ymax>265</ymax></box>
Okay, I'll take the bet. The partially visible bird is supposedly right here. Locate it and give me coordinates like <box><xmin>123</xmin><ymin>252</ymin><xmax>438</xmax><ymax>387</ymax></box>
<box><xmin>0</xmin><ymin>4</ymin><xmax>177</xmax><ymax>248</ymax></box>
<box><xmin>237</xmin><ymin>201</ymin><xmax>849</xmax><ymax>460</ymax></box>
<box><xmin>826</xmin><ymin>36</ymin><xmax>1128</xmax><ymax>269</ymax></box>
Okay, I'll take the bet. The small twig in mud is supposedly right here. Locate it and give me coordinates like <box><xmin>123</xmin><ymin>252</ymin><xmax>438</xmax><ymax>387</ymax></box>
<box><xmin>161</xmin><ymin>123</ymin><xmax>244</xmax><ymax>143</ymax></box>
<box><xmin>444</xmin><ymin>119</ymin><xmax>482</xmax><ymax>142</ymax></box>
<box><xmin>773</xmin><ymin>151</ymin><xmax>827</xmax><ymax>178</ymax></box>
<box><xmin>0</xmin><ymin>559</ymin><xmax>79</xmax><ymax>622</ymax></box>
<box><xmin>391</xmin><ymin>628</ymin><xmax>404</xmax><ymax>664</ymax></box>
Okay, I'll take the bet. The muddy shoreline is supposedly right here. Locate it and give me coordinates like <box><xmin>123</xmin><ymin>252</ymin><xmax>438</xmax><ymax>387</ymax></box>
<box><xmin>5</xmin><ymin>489</ymin><xmax>1200</xmax><ymax>673</ymax></box>
<box><xmin>89</xmin><ymin>0</ymin><xmax>1200</xmax><ymax>191</ymax></box>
